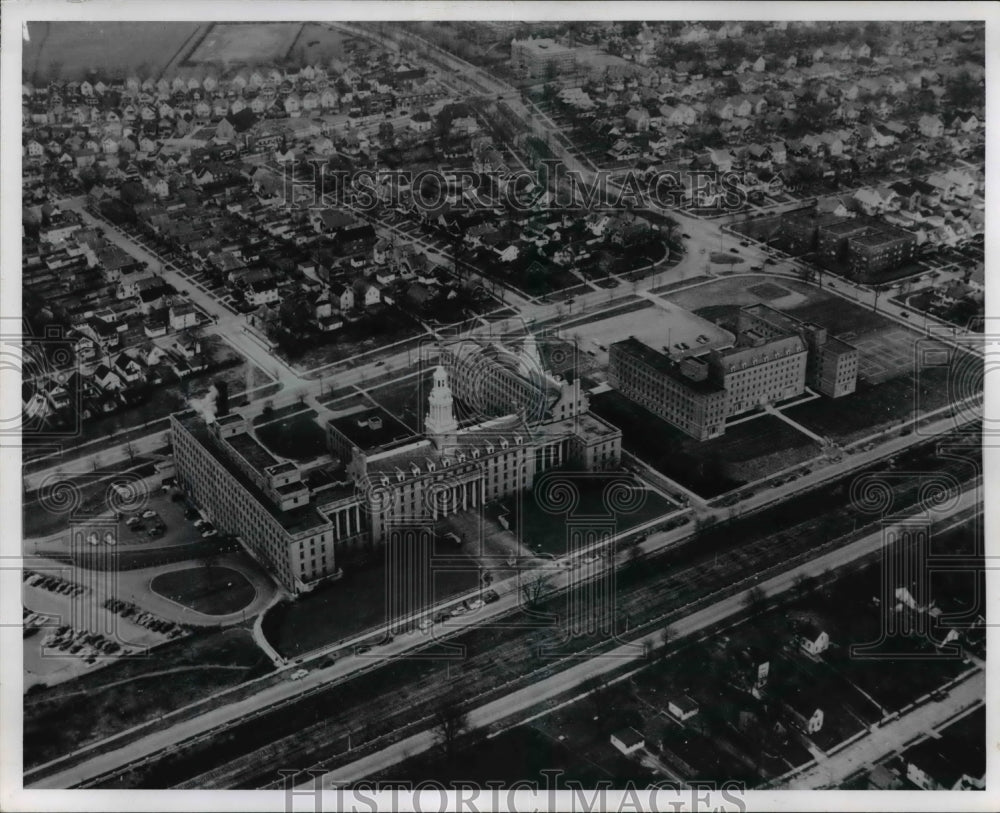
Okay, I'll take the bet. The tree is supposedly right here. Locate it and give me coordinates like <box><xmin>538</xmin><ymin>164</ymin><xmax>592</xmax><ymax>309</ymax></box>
<box><xmin>743</xmin><ymin>585</ymin><xmax>768</xmax><ymax>615</ymax></box>
<box><xmin>945</xmin><ymin>70</ymin><xmax>981</xmax><ymax>110</ymax></box>
<box><xmin>432</xmin><ymin>694</ymin><xmax>469</xmax><ymax>760</ymax></box>
<box><xmin>657</xmin><ymin>625</ymin><xmax>674</xmax><ymax>659</ymax></box>
<box><xmin>521</xmin><ymin>571</ymin><xmax>553</xmax><ymax>609</ymax></box>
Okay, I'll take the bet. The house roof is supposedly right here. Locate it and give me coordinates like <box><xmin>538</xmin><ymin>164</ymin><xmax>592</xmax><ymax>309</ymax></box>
<box><xmin>612</xmin><ymin>727</ymin><xmax>645</xmax><ymax>748</ymax></box>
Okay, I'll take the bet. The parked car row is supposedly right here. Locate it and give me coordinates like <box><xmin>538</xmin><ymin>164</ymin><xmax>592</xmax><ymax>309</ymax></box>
<box><xmin>41</xmin><ymin>625</ymin><xmax>125</xmax><ymax>662</ymax></box>
<box><xmin>23</xmin><ymin>570</ymin><xmax>87</xmax><ymax>597</ymax></box>
<box><xmin>103</xmin><ymin>598</ymin><xmax>187</xmax><ymax>638</ymax></box>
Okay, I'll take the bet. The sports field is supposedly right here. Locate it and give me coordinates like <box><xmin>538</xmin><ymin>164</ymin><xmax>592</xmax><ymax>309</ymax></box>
<box><xmin>187</xmin><ymin>22</ymin><xmax>304</xmax><ymax>65</ymax></box>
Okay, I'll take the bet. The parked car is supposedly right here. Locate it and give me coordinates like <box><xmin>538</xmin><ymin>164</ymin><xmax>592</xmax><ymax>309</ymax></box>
<box><xmin>681</xmin><ymin>233</ymin><xmax>691</xmax><ymax>239</ymax></box>
<box><xmin>483</xmin><ymin>589</ymin><xmax>500</xmax><ymax>604</ymax></box>
<box><xmin>201</xmin><ymin>529</ymin><xmax>218</xmax><ymax>538</ymax></box>
<box><xmin>141</xmin><ymin>510</ymin><xmax>157</xmax><ymax>519</ymax></box>
<box><xmin>290</xmin><ymin>669</ymin><xmax>309</xmax><ymax>681</ymax></box>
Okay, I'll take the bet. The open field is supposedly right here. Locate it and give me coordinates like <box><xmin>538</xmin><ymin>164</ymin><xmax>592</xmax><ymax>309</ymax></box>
<box><xmin>150</xmin><ymin>567</ymin><xmax>256</xmax><ymax>616</ymax></box>
<box><xmin>23</xmin><ymin>22</ymin><xmax>201</xmax><ymax>82</ymax></box>
<box><xmin>186</xmin><ymin>22</ymin><xmax>303</xmax><ymax>65</ymax></box>
<box><xmin>287</xmin><ymin>23</ymin><xmax>351</xmax><ymax>66</ymax></box>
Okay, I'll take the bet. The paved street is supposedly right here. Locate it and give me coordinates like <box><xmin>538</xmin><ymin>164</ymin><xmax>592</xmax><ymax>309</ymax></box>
<box><xmin>312</xmin><ymin>488</ymin><xmax>982</xmax><ymax>787</ymax></box>
<box><xmin>27</xmin><ymin>480</ymin><xmax>978</xmax><ymax>790</ymax></box>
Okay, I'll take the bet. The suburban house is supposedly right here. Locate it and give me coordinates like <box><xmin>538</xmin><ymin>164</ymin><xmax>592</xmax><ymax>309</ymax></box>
<box><xmin>667</xmin><ymin>694</ymin><xmax>700</xmax><ymax>722</ymax></box>
<box><xmin>797</xmin><ymin>623</ymin><xmax>830</xmax><ymax>656</ymax></box>
<box><xmin>610</xmin><ymin>727</ymin><xmax>645</xmax><ymax>756</ymax></box>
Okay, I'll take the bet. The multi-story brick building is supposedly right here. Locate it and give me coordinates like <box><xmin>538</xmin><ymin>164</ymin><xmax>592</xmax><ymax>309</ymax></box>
<box><xmin>609</xmin><ymin>302</ymin><xmax>859</xmax><ymax>440</ymax></box>
<box><xmin>171</xmin><ymin>410</ymin><xmax>347</xmax><ymax>593</ymax></box>
<box><xmin>510</xmin><ymin>37</ymin><xmax>577</xmax><ymax>77</ymax></box>
<box><xmin>608</xmin><ymin>338</ymin><xmax>729</xmax><ymax>441</ymax></box>
<box><xmin>173</xmin><ymin>359</ymin><xmax>622</xmax><ymax>594</ymax></box>
<box><xmin>847</xmin><ymin>228</ymin><xmax>917</xmax><ymax>282</ymax></box>
<box><xmin>737</xmin><ymin>304</ymin><xmax>858</xmax><ymax>398</ymax></box>
<box><xmin>814</xmin><ymin>216</ymin><xmax>917</xmax><ymax>281</ymax></box>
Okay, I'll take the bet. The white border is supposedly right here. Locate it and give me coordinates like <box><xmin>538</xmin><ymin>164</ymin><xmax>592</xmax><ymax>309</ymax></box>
<box><xmin>2</xmin><ymin>2</ymin><xmax>997</xmax><ymax>812</ymax></box>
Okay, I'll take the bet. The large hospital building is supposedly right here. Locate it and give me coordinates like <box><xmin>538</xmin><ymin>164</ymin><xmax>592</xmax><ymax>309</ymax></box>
<box><xmin>608</xmin><ymin>304</ymin><xmax>858</xmax><ymax>441</ymax></box>
<box><xmin>171</xmin><ymin>336</ymin><xmax>622</xmax><ymax>594</ymax></box>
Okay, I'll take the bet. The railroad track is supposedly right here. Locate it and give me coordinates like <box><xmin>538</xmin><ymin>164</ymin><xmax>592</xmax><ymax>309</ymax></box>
<box><xmin>72</xmin><ymin>428</ymin><xmax>981</xmax><ymax>789</ymax></box>
<box><xmin>149</xmin><ymin>437</ymin><xmax>982</xmax><ymax>789</ymax></box>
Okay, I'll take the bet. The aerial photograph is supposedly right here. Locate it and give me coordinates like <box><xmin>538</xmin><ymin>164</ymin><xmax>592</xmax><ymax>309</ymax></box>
<box><xmin>11</xmin><ymin>10</ymin><xmax>988</xmax><ymax>809</ymax></box>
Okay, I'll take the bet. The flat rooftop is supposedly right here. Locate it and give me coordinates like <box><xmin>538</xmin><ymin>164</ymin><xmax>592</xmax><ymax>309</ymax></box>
<box><xmin>227</xmin><ymin>431</ymin><xmax>279</xmax><ymax>474</ymax></box>
<box><xmin>611</xmin><ymin>337</ymin><xmax>725</xmax><ymax>394</ymax></box>
<box><xmin>565</xmin><ymin>299</ymin><xmax>735</xmax><ymax>361</ymax></box>
<box><xmin>328</xmin><ymin>406</ymin><xmax>416</xmax><ymax>454</ymax></box>
<box><xmin>174</xmin><ymin>411</ymin><xmax>330</xmax><ymax>536</ymax></box>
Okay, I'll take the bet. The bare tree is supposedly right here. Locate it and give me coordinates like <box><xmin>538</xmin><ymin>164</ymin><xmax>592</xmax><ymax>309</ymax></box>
<box><xmin>521</xmin><ymin>571</ymin><xmax>553</xmax><ymax>609</ymax></box>
<box><xmin>743</xmin><ymin>585</ymin><xmax>768</xmax><ymax>615</ymax></box>
<box><xmin>432</xmin><ymin>694</ymin><xmax>469</xmax><ymax>760</ymax></box>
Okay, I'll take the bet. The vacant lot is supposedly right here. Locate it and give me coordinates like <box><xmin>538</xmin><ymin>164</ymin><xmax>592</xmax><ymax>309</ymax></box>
<box><xmin>23</xmin><ymin>22</ymin><xmax>201</xmax><ymax>82</ymax></box>
<box><xmin>150</xmin><ymin>567</ymin><xmax>256</xmax><ymax>616</ymax></box>
<box><xmin>187</xmin><ymin>22</ymin><xmax>303</xmax><ymax>65</ymax></box>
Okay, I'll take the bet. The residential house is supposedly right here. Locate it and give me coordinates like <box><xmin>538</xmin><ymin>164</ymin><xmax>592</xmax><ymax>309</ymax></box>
<box><xmin>169</xmin><ymin>302</ymin><xmax>199</xmax><ymax>331</ymax></box>
<box><xmin>609</xmin><ymin>728</ymin><xmax>645</xmax><ymax>756</ymax></box>
<box><xmin>93</xmin><ymin>363</ymin><xmax>123</xmax><ymax>391</ymax></box>
<box><xmin>797</xmin><ymin>623</ymin><xmax>830</xmax><ymax>656</ymax></box>
<box><xmin>667</xmin><ymin>695</ymin><xmax>700</xmax><ymax>722</ymax></box>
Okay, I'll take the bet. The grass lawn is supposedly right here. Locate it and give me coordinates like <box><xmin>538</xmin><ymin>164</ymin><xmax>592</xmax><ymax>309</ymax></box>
<box><xmin>254</xmin><ymin>411</ymin><xmax>327</xmax><ymax>462</ymax></box>
<box><xmin>261</xmin><ymin>537</ymin><xmax>484</xmax><ymax>658</ymax></box>
<box><xmin>150</xmin><ymin>567</ymin><xmax>256</xmax><ymax>616</ymax></box>
<box><xmin>504</xmin><ymin>473</ymin><xmax>676</xmax><ymax>556</ymax></box>
<box><xmin>782</xmin><ymin>363</ymin><xmax>955</xmax><ymax>444</ymax></box>
<box><xmin>590</xmin><ymin>391</ymin><xmax>819</xmax><ymax>498</ymax></box>
<box><xmin>783</xmin><ymin>298</ymin><xmax>898</xmax><ymax>337</ymax></box>
<box><xmin>23</xmin><ymin>22</ymin><xmax>200</xmax><ymax>81</ymax></box>
<box><xmin>23</xmin><ymin>626</ymin><xmax>273</xmax><ymax>768</ymax></box>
